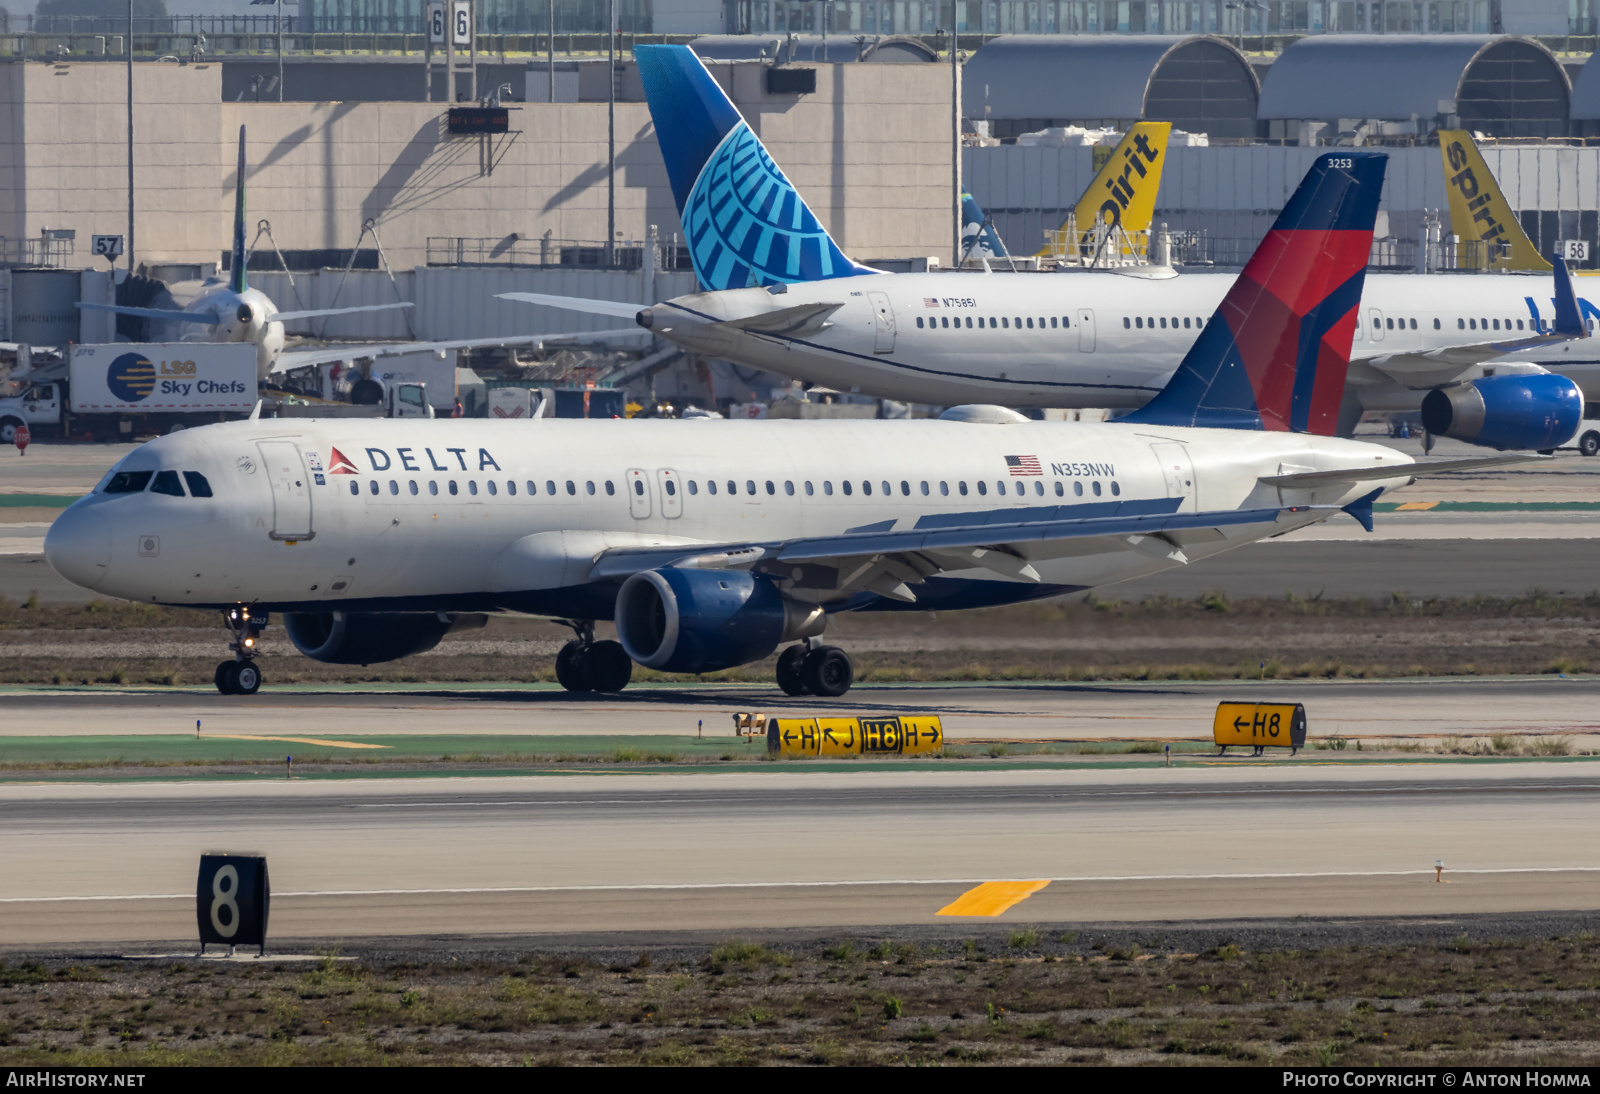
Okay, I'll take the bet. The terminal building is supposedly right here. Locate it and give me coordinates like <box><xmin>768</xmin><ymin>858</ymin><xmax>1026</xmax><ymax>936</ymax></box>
<box><xmin>2</xmin><ymin>25</ymin><xmax>1600</xmax><ymax>406</ymax></box>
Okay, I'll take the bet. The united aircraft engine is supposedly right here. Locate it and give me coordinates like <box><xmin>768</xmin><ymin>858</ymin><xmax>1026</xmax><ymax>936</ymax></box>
<box><xmin>1420</xmin><ymin>375</ymin><xmax>1582</xmax><ymax>452</ymax></box>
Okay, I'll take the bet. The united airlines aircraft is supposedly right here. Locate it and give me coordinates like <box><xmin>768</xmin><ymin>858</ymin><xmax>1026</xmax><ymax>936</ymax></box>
<box><xmin>509</xmin><ymin>45</ymin><xmax>1589</xmax><ymax>452</ymax></box>
<box><xmin>43</xmin><ymin>154</ymin><xmax>1551</xmax><ymax>699</ymax></box>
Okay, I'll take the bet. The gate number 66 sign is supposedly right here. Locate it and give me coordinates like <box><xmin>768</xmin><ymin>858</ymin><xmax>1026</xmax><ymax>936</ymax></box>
<box><xmin>196</xmin><ymin>852</ymin><xmax>270</xmax><ymax>955</ymax></box>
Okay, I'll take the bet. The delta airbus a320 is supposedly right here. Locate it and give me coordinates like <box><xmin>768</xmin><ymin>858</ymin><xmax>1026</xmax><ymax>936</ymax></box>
<box><xmin>43</xmin><ymin>154</ymin><xmax>1560</xmax><ymax>697</ymax></box>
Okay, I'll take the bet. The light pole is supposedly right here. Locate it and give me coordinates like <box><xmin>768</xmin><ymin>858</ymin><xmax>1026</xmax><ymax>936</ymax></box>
<box><xmin>607</xmin><ymin>0</ymin><xmax>616</xmax><ymax>268</ymax></box>
<box><xmin>126</xmin><ymin>0</ymin><xmax>135</xmax><ymax>273</ymax></box>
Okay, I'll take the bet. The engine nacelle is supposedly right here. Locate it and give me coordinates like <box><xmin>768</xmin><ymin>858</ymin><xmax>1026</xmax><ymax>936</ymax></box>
<box><xmin>615</xmin><ymin>568</ymin><xmax>825</xmax><ymax>674</ymax></box>
<box><xmin>1420</xmin><ymin>375</ymin><xmax>1581</xmax><ymax>451</ymax></box>
<box><xmin>283</xmin><ymin>611</ymin><xmax>487</xmax><ymax>665</ymax></box>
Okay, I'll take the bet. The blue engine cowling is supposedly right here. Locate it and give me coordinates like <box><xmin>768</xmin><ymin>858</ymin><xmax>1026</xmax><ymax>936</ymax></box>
<box><xmin>1420</xmin><ymin>374</ymin><xmax>1581</xmax><ymax>451</ymax></box>
<box><xmin>284</xmin><ymin>611</ymin><xmax>486</xmax><ymax>665</ymax></box>
<box><xmin>615</xmin><ymin>568</ymin><xmax>825</xmax><ymax>674</ymax></box>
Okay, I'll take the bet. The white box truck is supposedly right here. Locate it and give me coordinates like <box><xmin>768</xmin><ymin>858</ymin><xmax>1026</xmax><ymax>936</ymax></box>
<box><xmin>0</xmin><ymin>343</ymin><xmax>258</xmax><ymax>443</ymax></box>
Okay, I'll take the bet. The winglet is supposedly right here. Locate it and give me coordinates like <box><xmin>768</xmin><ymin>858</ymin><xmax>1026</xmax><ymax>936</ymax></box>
<box><xmin>247</xmin><ymin>397</ymin><xmax>262</xmax><ymax>421</ymax></box>
<box><xmin>1125</xmin><ymin>152</ymin><xmax>1388</xmax><ymax>434</ymax></box>
<box><xmin>1551</xmin><ymin>253</ymin><xmax>1587</xmax><ymax>338</ymax></box>
<box><xmin>1341</xmin><ymin>488</ymin><xmax>1381</xmax><ymax>532</ymax></box>
<box><xmin>229</xmin><ymin>125</ymin><xmax>248</xmax><ymax>295</ymax></box>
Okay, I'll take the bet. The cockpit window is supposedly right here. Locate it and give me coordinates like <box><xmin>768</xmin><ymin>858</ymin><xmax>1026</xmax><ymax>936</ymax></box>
<box><xmin>183</xmin><ymin>471</ymin><xmax>213</xmax><ymax>498</ymax></box>
<box><xmin>103</xmin><ymin>470</ymin><xmax>153</xmax><ymax>494</ymax></box>
<box><xmin>150</xmin><ymin>470</ymin><xmax>185</xmax><ymax>497</ymax></box>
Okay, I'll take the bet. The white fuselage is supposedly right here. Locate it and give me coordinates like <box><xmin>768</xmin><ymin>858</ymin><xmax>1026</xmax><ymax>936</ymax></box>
<box><xmin>44</xmin><ymin>417</ymin><xmax>1411</xmax><ymax>618</ymax></box>
<box><xmin>648</xmin><ymin>270</ymin><xmax>1600</xmax><ymax>408</ymax></box>
<box><xmin>159</xmin><ymin>284</ymin><xmax>286</xmax><ymax>380</ymax></box>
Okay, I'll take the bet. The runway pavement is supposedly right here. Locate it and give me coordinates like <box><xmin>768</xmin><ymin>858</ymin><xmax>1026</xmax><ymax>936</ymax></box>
<box><xmin>3</xmin><ymin>762</ymin><xmax>1597</xmax><ymax>946</ymax></box>
<box><xmin>5</xmin><ymin>676</ymin><xmax>1600</xmax><ymax>742</ymax></box>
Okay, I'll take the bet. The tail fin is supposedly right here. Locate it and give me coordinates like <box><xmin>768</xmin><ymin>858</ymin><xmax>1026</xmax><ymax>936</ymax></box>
<box><xmin>229</xmin><ymin>125</ymin><xmax>248</xmax><ymax>294</ymax></box>
<box><xmin>1126</xmin><ymin>152</ymin><xmax>1387</xmax><ymax>435</ymax></box>
<box><xmin>1439</xmin><ymin>130</ymin><xmax>1549</xmax><ymax>272</ymax></box>
<box><xmin>634</xmin><ymin>44</ymin><xmax>875</xmax><ymax>290</ymax></box>
<box><xmin>1039</xmin><ymin>122</ymin><xmax>1171</xmax><ymax>259</ymax></box>
<box><xmin>960</xmin><ymin>190</ymin><xmax>1010</xmax><ymax>262</ymax></box>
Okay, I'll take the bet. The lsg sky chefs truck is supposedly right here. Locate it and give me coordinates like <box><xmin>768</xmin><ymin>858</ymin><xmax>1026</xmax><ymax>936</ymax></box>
<box><xmin>0</xmin><ymin>343</ymin><xmax>257</xmax><ymax>443</ymax></box>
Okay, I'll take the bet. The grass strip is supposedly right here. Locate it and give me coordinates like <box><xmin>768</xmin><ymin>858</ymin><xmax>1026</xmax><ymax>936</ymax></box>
<box><xmin>6</xmin><ymin>932</ymin><xmax>1600</xmax><ymax>1064</ymax></box>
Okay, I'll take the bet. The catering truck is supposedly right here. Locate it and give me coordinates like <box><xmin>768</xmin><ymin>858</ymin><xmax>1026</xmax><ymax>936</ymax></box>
<box><xmin>0</xmin><ymin>343</ymin><xmax>258</xmax><ymax>443</ymax></box>
<box><xmin>0</xmin><ymin>344</ymin><xmax>434</xmax><ymax>443</ymax></box>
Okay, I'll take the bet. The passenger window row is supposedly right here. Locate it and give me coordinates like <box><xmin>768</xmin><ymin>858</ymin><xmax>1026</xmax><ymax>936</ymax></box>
<box><xmin>1123</xmin><ymin>316</ymin><xmax>1206</xmax><ymax>330</ymax></box>
<box><xmin>354</xmin><ymin>478</ymin><xmax>617</xmax><ymax>498</ymax></box>
<box><xmin>352</xmin><ymin>476</ymin><xmax>1123</xmax><ymax>502</ymax></box>
<box><xmin>102</xmin><ymin>469</ymin><xmax>213</xmax><ymax>497</ymax></box>
<box><xmin>915</xmin><ymin>315</ymin><xmax>1072</xmax><ymax>330</ymax></box>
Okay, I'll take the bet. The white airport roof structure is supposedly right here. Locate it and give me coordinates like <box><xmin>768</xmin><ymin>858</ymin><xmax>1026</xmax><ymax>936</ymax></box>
<box><xmin>961</xmin><ymin>35</ymin><xmax>1260</xmax><ymax>140</ymax></box>
<box><xmin>689</xmin><ymin>34</ymin><xmax>936</xmax><ymax>62</ymax></box>
<box><xmin>1258</xmin><ymin>35</ymin><xmax>1569</xmax><ymax>136</ymax></box>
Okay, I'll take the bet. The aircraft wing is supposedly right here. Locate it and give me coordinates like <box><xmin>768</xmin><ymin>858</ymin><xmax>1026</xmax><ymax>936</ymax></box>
<box><xmin>587</xmin><ymin>504</ymin><xmax>1323</xmax><ymax>604</ymax></box>
<box><xmin>272</xmin><ymin>303</ymin><xmax>414</xmax><ymax>323</ymax></box>
<box><xmin>76</xmin><ymin>302</ymin><xmax>221</xmax><ymax>326</ymax></box>
<box><xmin>271</xmin><ymin>328</ymin><xmax>647</xmax><ymax>374</ymax></box>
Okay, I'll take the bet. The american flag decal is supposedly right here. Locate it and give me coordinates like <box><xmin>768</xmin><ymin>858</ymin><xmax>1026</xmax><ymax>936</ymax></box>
<box><xmin>1005</xmin><ymin>455</ymin><xmax>1042</xmax><ymax>476</ymax></box>
<box><xmin>923</xmin><ymin>298</ymin><xmax>939</xmax><ymax>307</ymax></box>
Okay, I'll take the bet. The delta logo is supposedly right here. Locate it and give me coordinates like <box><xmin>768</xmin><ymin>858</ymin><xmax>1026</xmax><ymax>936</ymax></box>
<box><xmin>328</xmin><ymin>446</ymin><xmax>360</xmax><ymax>474</ymax></box>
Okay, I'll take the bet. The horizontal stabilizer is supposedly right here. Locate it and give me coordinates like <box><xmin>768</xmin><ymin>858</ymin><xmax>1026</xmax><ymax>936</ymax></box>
<box><xmin>496</xmin><ymin>291</ymin><xmax>646</xmax><ymax>320</ymax></box>
<box><xmin>718</xmin><ymin>302</ymin><xmax>843</xmax><ymax>337</ymax></box>
<box><xmin>272</xmin><ymin>302</ymin><xmax>413</xmax><ymax>323</ymax></box>
<box><xmin>271</xmin><ymin>328</ymin><xmax>646</xmax><ymax>374</ymax></box>
<box><xmin>76</xmin><ymin>302</ymin><xmax>220</xmax><ymax>326</ymax></box>
<box><xmin>1259</xmin><ymin>454</ymin><xmax>1546</xmax><ymax>487</ymax></box>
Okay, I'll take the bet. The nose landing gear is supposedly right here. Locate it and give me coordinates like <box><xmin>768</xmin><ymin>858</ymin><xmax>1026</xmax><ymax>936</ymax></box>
<box><xmin>552</xmin><ymin>619</ymin><xmax>633</xmax><ymax>693</ymax></box>
<box><xmin>215</xmin><ymin>607</ymin><xmax>267</xmax><ymax>695</ymax></box>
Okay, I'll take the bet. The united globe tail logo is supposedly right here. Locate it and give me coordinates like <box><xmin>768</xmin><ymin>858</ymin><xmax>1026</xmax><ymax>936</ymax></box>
<box><xmin>106</xmin><ymin>352</ymin><xmax>157</xmax><ymax>402</ymax></box>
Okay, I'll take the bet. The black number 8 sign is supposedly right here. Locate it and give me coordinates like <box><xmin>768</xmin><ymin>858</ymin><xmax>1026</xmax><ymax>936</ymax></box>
<box><xmin>196</xmin><ymin>853</ymin><xmax>270</xmax><ymax>955</ymax></box>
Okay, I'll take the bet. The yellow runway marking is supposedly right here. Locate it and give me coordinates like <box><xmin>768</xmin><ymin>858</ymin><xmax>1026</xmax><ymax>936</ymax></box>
<box><xmin>1394</xmin><ymin>501</ymin><xmax>1440</xmax><ymax>510</ymax></box>
<box><xmin>936</xmin><ymin>879</ymin><xmax>1050</xmax><ymax>917</ymax></box>
<box><xmin>203</xmin><ymin>735</ymin><xmax>390</xmax><ymax>750</ymax></box>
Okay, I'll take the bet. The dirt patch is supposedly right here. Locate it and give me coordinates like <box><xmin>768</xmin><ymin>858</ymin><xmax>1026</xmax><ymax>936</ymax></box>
<box><xmin>3</xmin><ymin>935</ymin><xmax>1600</xmax><ymax>1065</ymax></box>
<box><xmin>4</xmin><ymin>592</ymin><xmax>1600</xmax><ymax>685</ymax></box>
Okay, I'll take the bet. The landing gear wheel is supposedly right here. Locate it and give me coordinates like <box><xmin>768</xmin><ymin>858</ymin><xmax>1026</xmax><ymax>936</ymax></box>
<box><xmin>802</xmin><ymin>646</ymin><xmax>854</xmax><ymax>698</ymax></box>
<box><xmin>776</xmin><ymin>644</ymin><xmax>811</xmax><ymax>696</ymax></box>
<box><xmin>233</xmin><ymin>662</ymin><xmax>261</xmax><ymax>695</ymax></box>
<box><xmin>215</xmin><ymin>661</ymin><xmax>237</xmax><ymax>695</ymax></box>
<box><xmin>1581</xmin><ymin>430</ymin><xmax>1600</xmax><ymax>458</ymax></box>
<box><xmin>583</xmin><ymin>640</ymin><xmax>632</xmax><ymax>693</ymax></box>
<box><xmin>555</xmin><ymin>640</ymin><xmax>592</xmax><ymax>692</ymax></box>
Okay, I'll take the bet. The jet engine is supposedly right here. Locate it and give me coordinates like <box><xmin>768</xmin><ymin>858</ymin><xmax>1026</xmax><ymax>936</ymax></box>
<box><xmin>284</xmin><ymin>611</ymin><xmax>487</xmax><ymax>665</ymax></box>
<box><xmin>614</xmin><ymin>568</ymin><xmax>825</xmax><ymax>674</ymax></box>
<box><xmin>1420</xmin><ymin>375</ymin><xmax>1581</xmax><ymax>451</ymax></box>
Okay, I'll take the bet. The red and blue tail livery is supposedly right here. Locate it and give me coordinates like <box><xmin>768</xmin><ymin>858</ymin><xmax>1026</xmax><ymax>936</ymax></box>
<box><xmin>1128</xmin><ymin>152</ymin><xmax>1387</xmax><ymax>435</ymax></box>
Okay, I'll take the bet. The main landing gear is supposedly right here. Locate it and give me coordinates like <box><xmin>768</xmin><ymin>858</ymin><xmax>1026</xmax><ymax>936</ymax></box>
<box><xmin>553</xmin><ymin>620</ymin><xmax>632</xmax><ymax>693</ymax></box>
<box><xmin>776</xmin><ymin>639</ymin><xmax>854</xmax><ymax>698</ymax></box>
<box><xmin>215</xmin><ymin>607</ymin><xmax>266</xmax><ymax>695</ymax></box>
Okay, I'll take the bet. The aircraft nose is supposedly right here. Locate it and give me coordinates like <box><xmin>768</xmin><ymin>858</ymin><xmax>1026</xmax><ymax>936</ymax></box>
<box><xmin>43</xmin><ymin>505</ymin><xmax>111</xmax><ymax>590</ymax></box>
